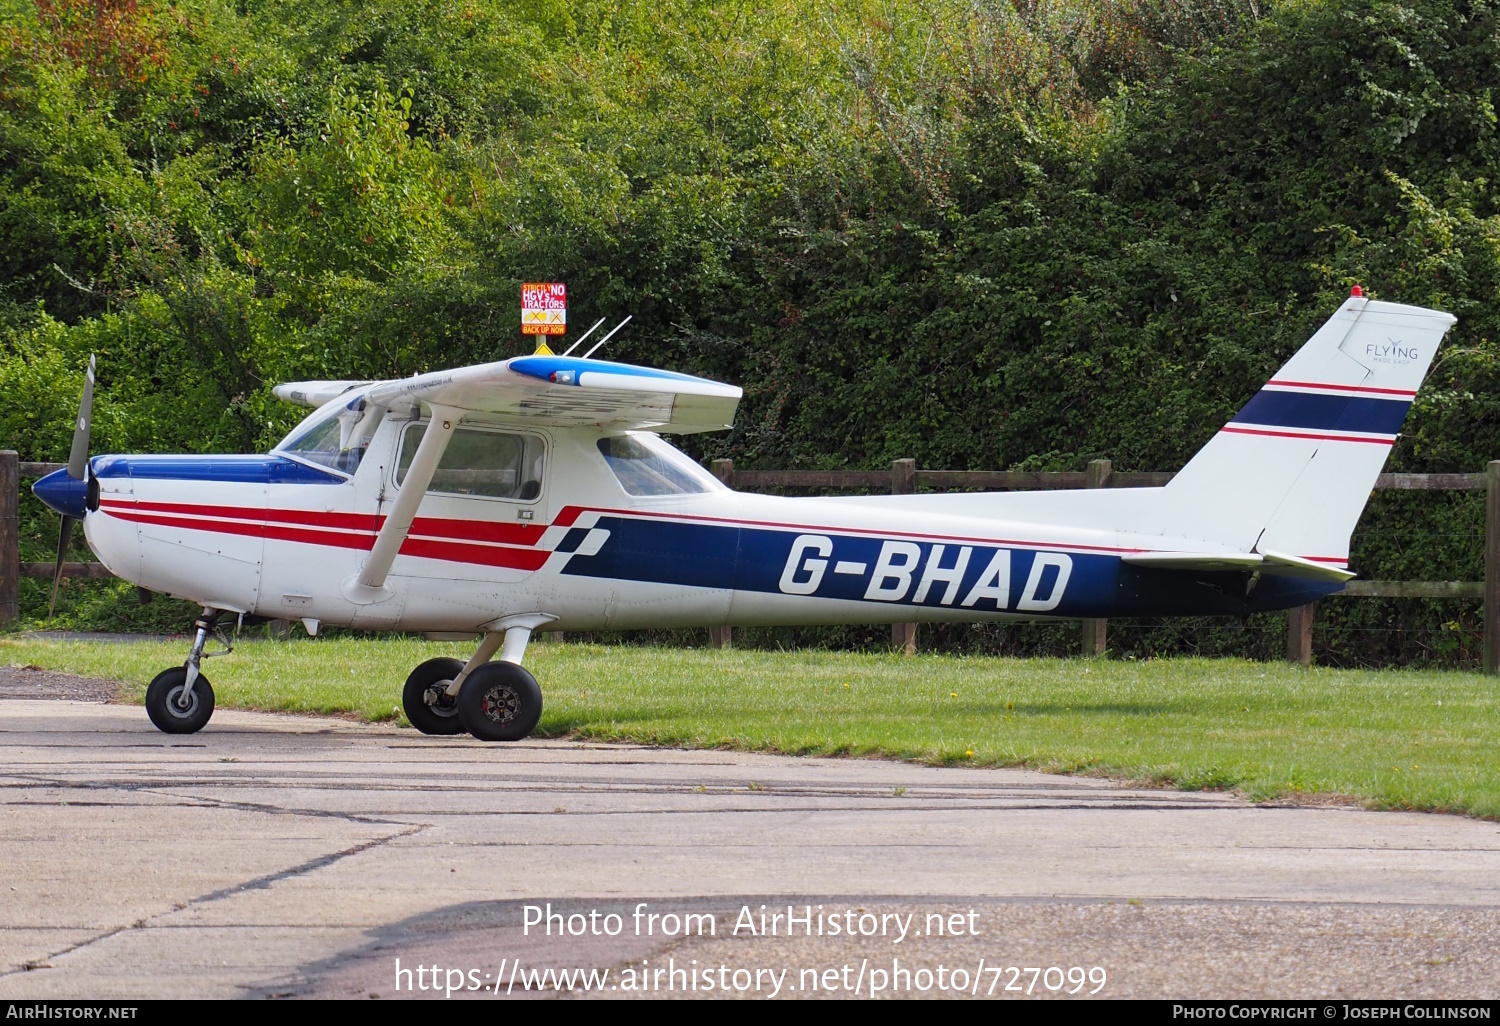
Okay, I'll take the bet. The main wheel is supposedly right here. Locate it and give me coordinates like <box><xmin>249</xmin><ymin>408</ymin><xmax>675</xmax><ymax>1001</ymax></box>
<box><xmin>145</xmin><ymin>666</ymin><xmax>215</xmax><ymax>734</ymax></box>
<box><xmin>402</xmin><ymin>657</ymin><xmax>466</xmax><ymax>736</ymax></box>
<box><xmin>457</xmin><ymin>662</ymin><xmax>543</xmax><ymax>742</ymax></box>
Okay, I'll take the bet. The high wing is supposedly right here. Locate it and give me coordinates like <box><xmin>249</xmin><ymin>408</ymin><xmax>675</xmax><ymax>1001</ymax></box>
<box><xmin>272</xmin><ymin>354</ymin><xmax>742</xmax><ymax>605</ymax></box>
<box><xmin>272</xmin><ymin>380</ymin><xmax>375</xmax><ymax>409</ymax></box>
<box><xmin>275</xmin><ymin>356</ymin><xmax>741</xmax><ymax>434</ymax></box>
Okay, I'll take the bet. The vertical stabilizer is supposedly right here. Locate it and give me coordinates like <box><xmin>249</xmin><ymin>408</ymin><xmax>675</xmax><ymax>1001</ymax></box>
<box><xmin>1161</xmin><ymin>293</ymin><xmax>1456</xmax><ymax>567</ymax></box>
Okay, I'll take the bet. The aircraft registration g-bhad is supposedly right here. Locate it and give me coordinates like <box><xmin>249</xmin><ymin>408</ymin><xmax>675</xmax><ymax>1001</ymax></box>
<box><xmin>33</xmin><ymin>289</ymin><xmax>1455</xmax><ymax>741</ymax></box>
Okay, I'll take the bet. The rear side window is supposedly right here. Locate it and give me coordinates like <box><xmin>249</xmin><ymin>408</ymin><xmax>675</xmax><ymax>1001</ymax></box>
<box><xmin>597</xmin><ymin>434</ymin><xmax>722</xmax><ymax>496</ymax></box>
<box><xmin>397</xmin><ymin>424</ymin><xmax>545</xmax><ymax>500</ymax></box>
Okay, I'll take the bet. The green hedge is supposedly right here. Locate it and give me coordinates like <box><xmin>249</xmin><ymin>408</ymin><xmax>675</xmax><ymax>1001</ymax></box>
<box><xmin>1</xmin><ymin>0</ymin><xmax>1495</xmax><ymax>663</ymax></box>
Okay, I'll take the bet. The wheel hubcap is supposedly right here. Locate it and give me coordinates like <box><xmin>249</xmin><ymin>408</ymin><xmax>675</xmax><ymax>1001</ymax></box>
<box><xmin>167</xmin><ymin>685</ymin><xmax>198</xmax><ymax>718</ymax></box>
<box><xmin>480</xmin><ymin>683</ymin><xmax>520</xmax><ymax>726</ymax></box>
<box><xmin>425</xmin><ymin>684</ymin><xmax>459</xmax><ymax>718</ymax></box>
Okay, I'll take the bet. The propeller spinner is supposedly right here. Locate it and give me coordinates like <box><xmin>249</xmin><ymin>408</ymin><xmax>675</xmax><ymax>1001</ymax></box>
<box><xmin>31</xmin><ymin>354</ymin><xmax>95</xmax><ymax>616</ymax></box>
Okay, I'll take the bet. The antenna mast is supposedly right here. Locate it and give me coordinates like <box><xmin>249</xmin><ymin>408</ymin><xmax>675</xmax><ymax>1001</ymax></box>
<box><xmin>583</xmin><ymin>316</ymin><xmax>633</xmax><ymax>359</ymax></box>
<box><xmin>559</xmin><ymin>317</ymin><xmax>607</xmax><ymax>357</ymax></box>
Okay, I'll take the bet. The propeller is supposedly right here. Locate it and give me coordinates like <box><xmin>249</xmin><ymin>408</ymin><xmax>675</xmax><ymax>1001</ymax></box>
<box><xmin>48</xmin><ymin>354</ymin><xmax>95</xmax><ymax>617</ymax></box>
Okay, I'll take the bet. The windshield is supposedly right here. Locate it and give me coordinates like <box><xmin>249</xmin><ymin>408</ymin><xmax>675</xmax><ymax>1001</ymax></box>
<box><xmin>597</xmin><ymin>434</ymin><xmax>724</xmax><ymax>496</ymax></box>
<box><xmin>279</xmin><ymin>410</ymin><xmax>359</xmax><ymax>475</ymax></box>
<box><xmin>276</xmin><ymin>397</ymin><xmax>380</xmax><ymax>476</ymax></box>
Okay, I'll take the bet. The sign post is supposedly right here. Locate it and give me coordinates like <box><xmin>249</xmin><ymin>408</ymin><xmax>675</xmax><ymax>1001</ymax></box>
<box><xmin>521</xmin><ymin>283</ymin><xmax>566</xmax><ymax>354</ymax></box>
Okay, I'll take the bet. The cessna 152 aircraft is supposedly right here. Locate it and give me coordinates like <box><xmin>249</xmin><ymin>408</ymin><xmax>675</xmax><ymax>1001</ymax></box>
<box><xmin>32</xmin><ymin>289</ymin><xmax>1455</xmax><ymax>741</ymax></box>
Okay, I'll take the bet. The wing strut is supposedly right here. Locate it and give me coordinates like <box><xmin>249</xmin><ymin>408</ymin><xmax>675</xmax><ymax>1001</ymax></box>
<box><xmin>341</xmin><ymin>405</ymin><xmax>462</xmax><ymax>605</ymax></box>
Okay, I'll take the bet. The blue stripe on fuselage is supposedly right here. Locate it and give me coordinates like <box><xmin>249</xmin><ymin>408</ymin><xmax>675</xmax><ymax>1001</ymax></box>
<box><xmin>559</xmin><ymin>514</ymin><xmax>1347</xmax><ymax>616</ymax></box>
<box><xmin>560</xmin><ymin>516</ymin><xmax>1119</xmax><ymax>616</ymax></box>
<box><xmin>1231</xmin><ymin>390</ymin><xmax>1410</xmax><ymax>435</ymax></box>
<box><xmin>92</xmin><ymin>454</ymin><xmax>346</xmax><ymax>484</ymax></box>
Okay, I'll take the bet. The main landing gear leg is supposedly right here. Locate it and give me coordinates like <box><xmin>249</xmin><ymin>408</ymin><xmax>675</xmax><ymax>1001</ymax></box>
<box><xmin>451</xmin><ymin>614</ymin><xmax>553</xmax><ymax>743</ymax></box>
<box><xmin>145</xmin><ymin>607</ymin><xmax>226</xmax><ymax>734</ymax></box>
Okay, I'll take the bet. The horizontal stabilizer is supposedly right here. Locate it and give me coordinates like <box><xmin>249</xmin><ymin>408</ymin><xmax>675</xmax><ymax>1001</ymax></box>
<box><xmin>1122</xmin><ymin>552</ymin><xmax>1266</xmax><ymax>573</ymax></box>
<box><xmin>1122</xmin><ymin>550</ymin><xmax>1355</xmax><ymax>582</ymax></box>
<box><xmin>1259</xmin><ymin>549</ymin><xmax>1356</xmax><ymax>582</ymax></box>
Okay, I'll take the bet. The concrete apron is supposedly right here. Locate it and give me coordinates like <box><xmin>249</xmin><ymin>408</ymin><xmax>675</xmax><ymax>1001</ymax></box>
<box><xmin>2</xmin><ymin>698</ymin><xmax>1498</xmax><ymax>999</ymax></box>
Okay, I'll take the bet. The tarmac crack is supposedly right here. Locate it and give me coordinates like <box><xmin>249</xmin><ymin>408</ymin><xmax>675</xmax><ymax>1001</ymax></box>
<box><xmin>132</xmin><ymin>786</ymin><xmax>422</xmax><ymax>828</ymax></box>
<box><xmin>0</xmin><ymin>774</ymin><xmax>422</xmax><ymax>828</ymax></box>
<box><xmin>188</xmin><ymin>826</ymin><xmax>424</xmax><ymax>905</ymax></box>
<box><xmin>0</xmin><ymin>826</ymin><xmax>423</xmax><ymax>980</ymax></box>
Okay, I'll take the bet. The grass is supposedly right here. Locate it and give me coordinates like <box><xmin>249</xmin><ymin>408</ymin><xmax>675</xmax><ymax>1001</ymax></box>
<box><xmin>4</xmin><ymin>636</ymin><xmax>1499</xmax><ymax>818</ymax></box>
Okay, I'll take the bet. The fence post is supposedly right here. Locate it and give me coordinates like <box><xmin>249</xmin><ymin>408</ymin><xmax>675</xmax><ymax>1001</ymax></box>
<box><xmin>891</xmin><ymin>458</ymin><xmax>917</xmax><ymax>655</ymax></box>
<box><xmin>709</xmin><ymin>458</ymin><xmax>736</xmax><ymax>650</ymax></box>
<box><xmin>1287</xmin><ymin>603</ymin><xmax>1314</xmax><ymax>667</ymax></box>
<box><xmin>1081</xmin><ymin>458</ymin><xmax>1111</xmax><ymax>656</ymax></box>
<box><xmin>0</xmin><ymin>452</ymin><xmax>16</xmax><ymax>625</ymax></box>
<box><xmin>1486</xmin><ymin>461</ymin><xmax>1500</xmax><ymax>674</ymax></box>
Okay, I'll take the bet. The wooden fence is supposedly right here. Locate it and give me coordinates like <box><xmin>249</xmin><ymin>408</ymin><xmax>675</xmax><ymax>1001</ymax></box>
<box><xmin>4</xmin><ymin>451</ymin><xmax>1497</xmax><ymax>672</ymax></box>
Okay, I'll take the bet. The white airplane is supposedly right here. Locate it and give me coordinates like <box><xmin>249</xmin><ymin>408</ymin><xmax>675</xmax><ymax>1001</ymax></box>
<box><xmin>33</xmin><ymin>289</ymin><xmax>1455</xmax><ymax>741</ymax></box>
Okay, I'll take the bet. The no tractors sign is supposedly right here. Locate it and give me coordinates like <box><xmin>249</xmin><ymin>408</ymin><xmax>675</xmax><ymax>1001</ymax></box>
<box><xmin>522</xmin><ymin>282</ymin><xmax>566</xmax><ymax>335</ymax></box>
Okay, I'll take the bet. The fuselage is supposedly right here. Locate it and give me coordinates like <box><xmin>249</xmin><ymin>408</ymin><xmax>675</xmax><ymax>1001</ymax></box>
<box><xmin>75</xmin><ymin>408</ymin><xmax>1338</xmax><ymax>633</ymax></box>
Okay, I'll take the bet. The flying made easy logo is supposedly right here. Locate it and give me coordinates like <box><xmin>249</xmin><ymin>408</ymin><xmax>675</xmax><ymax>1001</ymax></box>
<box><xmin>777</xmin><ymin>535</ymin><xmax>1072</xmax><ymax>610</ymax></box>
<box><xmin>1365</xmin><ymin>338</ymin><xmax>1420</xmax><ymax>366</ymax></box>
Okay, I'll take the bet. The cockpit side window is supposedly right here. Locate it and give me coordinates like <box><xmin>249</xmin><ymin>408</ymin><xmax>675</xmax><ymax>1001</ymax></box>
<box><xmin>397</xmin><ymin>424</ymin><xmax>546</xmax><ymax>501</ymax></box>
<box><xmin>597</xmin><ymin>433</ymin><xmax>723</xmax><ymax>496</ymax></box>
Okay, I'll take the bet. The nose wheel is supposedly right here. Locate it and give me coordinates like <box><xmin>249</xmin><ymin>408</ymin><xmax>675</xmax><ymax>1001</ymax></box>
<box><xmin>145</xmin><ymin>666</ymin><xmax>215</xmax><ymax>734</ymax></box>
<box><xmin>144</xmin><ymin>608</ymin><xmax>229</xmax><ymax>734</ymax></box>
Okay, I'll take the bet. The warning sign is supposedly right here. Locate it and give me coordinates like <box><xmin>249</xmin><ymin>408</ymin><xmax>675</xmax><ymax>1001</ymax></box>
<box><xmin>521</xmin><ymin>282</ymin><xmax>566</xmax><ymax>335</ymax></box>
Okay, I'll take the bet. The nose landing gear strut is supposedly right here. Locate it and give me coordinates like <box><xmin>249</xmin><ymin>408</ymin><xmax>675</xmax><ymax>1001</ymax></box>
<box><xmin>144</xmin><ymin>607</ymin><xmax>231</xmax><ymax>734</ymax></box>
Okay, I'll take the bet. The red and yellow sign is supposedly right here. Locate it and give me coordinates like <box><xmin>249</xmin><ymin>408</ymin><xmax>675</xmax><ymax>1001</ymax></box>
<box><xmin>521</xmin><ymin>282</ymin><xmax>567</xmax><ymax>335</ymax></box>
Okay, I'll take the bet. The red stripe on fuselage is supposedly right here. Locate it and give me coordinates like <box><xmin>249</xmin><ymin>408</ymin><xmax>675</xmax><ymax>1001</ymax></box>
<box><xmin>399</xmin><ymin>537</ymin><xmax>548</xmax><ymax>570</ymax></box>
<box><xmin>101</xmin><ymin>506</ymin><xmax>548</xmax><ymax>571</ymax></box>
<box><xmin>411</xmin><ymin>515</ymin><xmax>547</xmax><ymax>546</ymax></box>
<box><xmin>552</xmin><ymin>506</ymin><xmax>585</xmax><ymax>528</ymax></box>
<box><xmin>105</xmin><ymin>507</ymin><xmax>372</xmax><ymax>551</ymax></box>
<box><xmin>102</xmin><ymin>498</ymin><xmax>378</xmax><ymax>532</ymax></box>
<box><xmin>99</xmin><ymin>499</ymin><xmax>548</xmax><ymax>546</ymax></box>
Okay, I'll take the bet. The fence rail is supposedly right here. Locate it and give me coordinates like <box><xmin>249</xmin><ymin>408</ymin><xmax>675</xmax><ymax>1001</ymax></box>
<box><xmin>4</xmin><ymin>452</ymin><xmax>1497</xmax><ymax>671</ymax></box>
